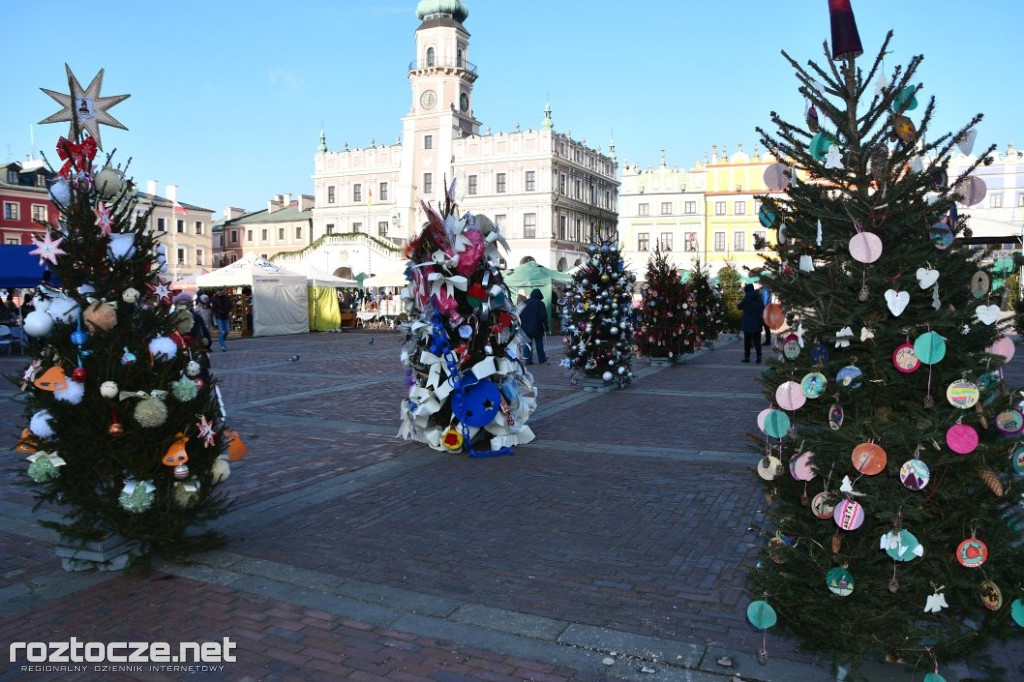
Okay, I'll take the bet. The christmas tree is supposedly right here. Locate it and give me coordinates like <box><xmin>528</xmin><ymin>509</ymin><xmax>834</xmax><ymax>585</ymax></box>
<box><xmin>635</xmin><ymin>244</ymin><xmax>692</xmax><ymax>360</ymax></box>
<box><xmin>17</xmin><ymin>65</ymin><xmax>239</xmax><ymax>562</ymax></box>
<box><xmin>562</xmin><ymin>235</ymin><xmax>636</xmax><ymax>386</ymax></box>
<box><xmin>397</xmin><ymin>183</ymin><xmax>537</xmax><ymax>456</ymax></box>
<box><xmin>685</xmin><ymin>258</ymin><xmax>726</xmax><ymax>349</ymax></box>
<box><xmin>747</xmin><ymin>2</ymin><xmax>1024</xmax><ymax>676</ymax></box>
<box><xmin>715</xmin><ymin>263</ymin><xmax>744</xmax><ymax>333</ymax></box>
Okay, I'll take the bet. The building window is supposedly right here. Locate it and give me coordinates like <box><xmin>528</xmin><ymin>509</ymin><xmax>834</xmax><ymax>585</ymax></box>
<box><xmin>558</xmin><ymin>215</ymin><xmax>567</xmax><ymax>239</ymax></box>
<box><xmin>378</xmin><ymin>221</ymin><xmax>388</xmax><ymax>237</ymax></box>
<box><xmin>684</xmin><ymin>201</ymin><xmax>697</xmax><ymax>214</ymax></box>
<box><xmin>3</xmin><ymin>202</ymin><xmax>18</xmax><ymax>220</ymax></box>
<box><xmin>296</xmin><ymin>226</ymin><xmax>302</xmax><ymax>239</ymax></box>
<box><xmin>157</xmin><ymin>218</ymin><xmax>166</xmax><ymax>232</ymax></box>
<box><xmin>176</xmin><ymin>219</ymin><xmax>185</xmax><ymax>233</ymax></box>
<box><xmin>523</xmin><ymin>213</ymin><xmax>537</xmax><ymax>238</ymax></box>
<box><xmin>525</xmin><ymin>171</ymin><xmax>536</xmax><ymax>191</ymax></box>
<box><xmin>353</xmin><ymin>184</ymin><xmax>362</xmax><ymax>203</ymax></box>
<box><xmin>261</xmin><ymin>228</ymin><xmax>268</xmax><ymax>241</ymax></box>
<box><xmin>559</xmin><ymin>174</ymin><xmax>566</xmax><ymax>194</ymax></box>
<box><xmin>734</xmin><ymin>201</ymin><xmax>746</xmax><ymax>215</ymax></box>
<box><xmin>660</xmin><ymin>232</ymin><xmax>673</xmax><ymax>251</ymax></box>
<box><xmin>754</xmin><ymin>230</ymin><xmax>766</xmax><ymax>250</ymax></box>
<box><xmin>326</xmin><ymin>224</ymin><xmax>334</xmax><ymax>235</ymax></box>
<box><xmin>327</xmin><ymin>186</ymin><xmax>335</xmax><ymax>204</ymax></box>
<box><xmin>714</xmin><ymin>231</ymin><xmax>726</xmax><ymax>251</ymax></box>
<box><xmin>279</xmin><ymin>228</ymin><xmax>285</xmax><ymax>240</ymax></box>
<box><xmin>32</xmin><ymin>204</ymin><xmax>47</xmax><ymax>222</ymax></box>
<box><xmin>638</xmin><ymin>232</ymin><xmax>649</xmax><ymax>252</ymax></box>
<box><xmin>196</xmin><ymin>249</ymin><xmax>205</xmax><ymax>266</ymax></box>
<box><xmin>230</xmin><ymin>230</ymin><xmax>238</xmax><ymax>244</ymax></box>
<box><xmin>424</xmin><ymin>134</ymin><xmax>433</xmax><ymax>150</ymax></box>
<box><xmin>715</xmin><ymin>201</ymin><xmax>727</xmax><ymax>216</ymax></box>
<box><xmin>574</xmin><ymin>179</ymin><xmax>581</xmax><ymax>199</ymax></box>
<box><xmin>468</xmin><ymin>175</ymin><xmax>478</xmax><ymax>195</ymax></box>
<box><xmin>247</xmin><ymin>229</ymin><xmax>253</xmax><ymax>241</ymax></box>
<box><xmin>175</xmin><ymin>248</ymin><xmax>185</xmax><ymax>266</ymax></box>
<box><xmin>684</xmin><ymin>232</ymin><xmax>698</xmax><ymax>252</ymax></box>
<box><xmin>990</xmin><ymin>194</ymin><xmax>1003</xmax><ymax>208</ymax></box>
<box><xmin>457</xmin><ymin>48</ymin><xmax>463</xmax><ymax>67</ymax></box>
<box><xmin>423</xmin><ymin>173</ymin><xmax>433</xmax><ymax>195</ymax></box>
<box><xmin>426</xmin><ymin>47</ymin><xmax>435</xmax><ymax>66</ymax></box>
<box><xmin>379</xmin><ymin>182</ymin><xmax>388</xmax><ymax>201</ymax></box>
<box><xmin>574</xmin><ymin>218</ymin><xmax>582</xmax><ymax>242</ymax></box>
<box><xmin>352</xmin><ymin>222</ymin><xmax>362</xmax><ymax>232</ymax></box>
<box><xmin>496</xmin><ymin>173</ymin><xmax>506</xmax><ymax>194</ymax></box>
<box><xmin>5</xmin><ymin>237</ymin><xmax>19</xmax><ymax>245</ymax></box>
<box><xmin>754</xmin><ymin>199</ymin><xmax>762</xmax><ymax>215</ymax></box>
<box><xmin>6</xmin><ymin>170</ymin><xmax>16</xmax><ymax>183</ymax></box>
<box><xmin>494</xmin><ymin>214</ymin><xmax>506</xmax><ymax>230</ymax></box>
<box><xmin>638</xmin><ymin>203</ymin><xmax>649</xmax><ymax>216</ymax></box>
<box><xmin>661</xmin><ymin>202</ymin><xmax>672</xmax><ymax>215</ymax></box>
<box><xmin>194</xmin><ymin>220</ymin><xmax>204</xmax><ymax>234</ymax></box>
<box><xmin>734</xmin><ymin>231</ymin><xmax>746</xmax><ymax>251</ymax></box>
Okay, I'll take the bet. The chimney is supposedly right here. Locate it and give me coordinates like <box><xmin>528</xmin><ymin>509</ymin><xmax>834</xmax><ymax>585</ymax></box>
<box><xmin>298</xmin><ymin>194</ymin><xmax>314</xmax><ymax>211</ymax></box>
<box><xmin>166</xmin><ymin>185</ymin><xmax>179</xmax><ymax>203</ymax></box>
<box><xmin>224</xmin><ymin>207</ymin><xmax>246</xmax><ymax>220</ymax></box>
<box><xmin>147</xmin><ymin>180</ymin><xmax>158</xmax><ymax>196</ymax></box>
<box><xmin>282</xmin><ymin>193</ymin><xmax>292</xmax><ymax>206</ymax></box>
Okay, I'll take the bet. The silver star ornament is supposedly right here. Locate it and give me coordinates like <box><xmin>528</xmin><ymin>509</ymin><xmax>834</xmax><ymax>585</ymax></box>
<box><xmin>39</xmin><ymin>64</ymin><xmax>130</xmax><ymax>149</ymax></box>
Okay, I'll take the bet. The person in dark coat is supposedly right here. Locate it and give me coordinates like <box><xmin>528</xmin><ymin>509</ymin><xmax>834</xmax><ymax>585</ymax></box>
<box><xmin>738</xmin><ymin>283</ymin><xmax>765</xmax><ymax>363</ymax></box>
<box><xmin>518</xmin><ymin>288</ymin><xmax>549</xmax><ymax>365</ymax></box>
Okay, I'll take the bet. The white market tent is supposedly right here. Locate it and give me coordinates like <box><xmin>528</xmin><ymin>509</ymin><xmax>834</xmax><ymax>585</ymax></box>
<box><xmin>280</xmin><ymin>261</ymin><xmax>358</xmax><ymax>288</ymax></box>
<box><xmin>196</xmin><ymin>255</ymin><xmax>309</xmax><ymax>337</ymax></box>
<box><xmin>363</xmin><ymin>267</ymin><xmax>409</xmax><ymax>288</ymax></box>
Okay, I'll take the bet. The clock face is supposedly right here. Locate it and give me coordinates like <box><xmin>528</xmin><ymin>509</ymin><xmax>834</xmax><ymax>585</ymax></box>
<box><xmin>420</xmin><ymin>90</ymin><xmax>437</xmax><ymax>110</ymax></box>
<box><xmin>459</xmin><ymin>92</ymin><xmax>469</xmax><ymax>112</ymax></box>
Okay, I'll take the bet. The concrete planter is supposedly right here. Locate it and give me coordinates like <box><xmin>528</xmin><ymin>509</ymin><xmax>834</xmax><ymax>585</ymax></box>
<box><xmin>56</xmin><ymin>534</ymin><xmax>142</xmax><ymax>572</ymax></box>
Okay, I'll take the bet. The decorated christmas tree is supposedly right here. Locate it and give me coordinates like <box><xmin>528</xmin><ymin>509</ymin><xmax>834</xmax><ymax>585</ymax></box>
<box><xmin>397</xmin><ymin>183</ymin><xmax>536</xmax><ymax>456</ymax></box>
<box><xmin>747</xmin><ymin>2</ymin><xmax>1024</xmax><ymax>676</ymax></box>
<box><xmin>635</xmin><ymin>244</ymin><xmax>693</xmax><ymax>360</ymax></box>
<box><xmin>16</xmin><ymin>66</ymin><xmax>241</xmax><ymax>562</ymax></box>
<box><xmin>562</xmin><ymin>234</ymin><xmax>636</xmax><ymax>386</ymax></box>
<box><xmin>685</xmin><ymin>258</ymin><xmax>726</xmax><ymax>349</ymax></box>
<box><xmin>716</xmin><ymin>263</ymin><xmax>744</xmax><ymax>333</ymax></box>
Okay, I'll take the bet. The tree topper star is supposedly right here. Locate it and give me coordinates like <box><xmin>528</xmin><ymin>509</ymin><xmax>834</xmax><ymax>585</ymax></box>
<box><xmin>29</xmin><ymin>230</ymin><xmax>67</xmax><ymax>266</ymax></box>
<box><xmin>39</xmin><ymin>64</ymin><xmax>130</xmax><ymax>150</ymax></box>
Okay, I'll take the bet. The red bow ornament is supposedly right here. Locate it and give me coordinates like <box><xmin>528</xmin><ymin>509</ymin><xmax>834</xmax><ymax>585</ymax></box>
<box><xmin>55</xmin><ymin>136</ymin><xmax>98</xmax><ymax>178</ymax></box>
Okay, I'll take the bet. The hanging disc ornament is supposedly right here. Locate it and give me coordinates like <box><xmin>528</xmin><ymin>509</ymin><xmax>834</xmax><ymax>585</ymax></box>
<box><xmin>1011</xmin><ymin>446</ymin><xmax>1024</xmax><ymax>475</ymax></box>
<box><xmin>956</xmin><ymin>536</ymin><xmax>988</xmax><ymax>568</ymax></box>
<box><xmin>801</xmin><ymin>372</ymin><xmax>827</xmax><ymax>399</ymax></box>
<box><xmin>980</xmin><ymin>581</ymin><xmax>1003</xmax><ymax>611</ymax></box>
<box><xmin>756</xmin><ymin>408</ymin><xmax>773</xmax><ymax>433</ymax></box>
<box><xmin>834</xmin><ymin>499</ymin><xmax>865</xmax><ymax>531</ymax></box>
<box><xmin>914</xmin><ymin>332</ymin><xmax>946</xmax><ymax>364</ymax></box>
<box><xmin>828</xmin><ymin>403</ymin><xmax>844</xmax><ymax>430</ymax></box>
<box><xmin>776</xmin><ymin>381</ymin><xmax>806</xmax><ymax>411</ymax></box>
<box><xmin>1011</xmin><ymin>599</ymin><xmax>1024</xmax><ymax>628</ymax></box>
<box><xmin>892</xmin><ymin>85</ymin><xmax>919</xmax><ymax>112</ymax></box>
<box><xmin>810</xmin><ymin>342</ymin><xmax>829</xmax><ymax>366</ymax></box>
<box><xmin>970</xmin><ymin>271</ymin><xmax>991</xmax><ymax>299</ymax></box>
<box><xmin>763</xmin><ymin>410</ymin><xmax>791</xmax><ymax>439</ymax></box>
<box><xmin>757</xmin><ymin>455</ymin><xmax>783</xmax><ymax>481</ymax></box>
<box><xmin>882</xmin><ymin>529</ymin><xmax>923</xmax><ymax>562</ymax></box>
<box><xmin>849</xmin><ymin>232</ymin><xmax>883</xmax><ymax>264</ymax></box>
<box><xmin>946</xmin><ymin>379</ymin><xmax>980</xmax><ymax>409</ymax></box>
<box><xmin>987</xmin><ymin>336</ymin><xmax>1015</xmax><ymax>363</ymax></box>
<box><xmin>893</xmin><ymin>114</ymin><xmax>917</xmax><ymax>143</ymax></box>
<box><xmin>763</xmin><ymin>303</ymin><xmax>785</xmax><ymax>331</ymax></box>
<box><xmin>900</xmin><ymin>459</ymin><xmax>931</xmax><ymax>490</ymax></box>
<box><xmin>954</xmin><ymin>176</ymin><xmax>987</xmax><ymax>206</ymax></box>
<box><xmin>789</xmin><ymin>451</ymin><xmax>816</xmax><ymax>481</ymax></box>
<box><xmin>453</xmin><ymin>377</ymin><xmax>503</xmax><ymax>427</ymax></box>
<box><xmin>836</xmin><ymin>364</ymin><xmax>863</xmax><ymax>388</ymax></box>
<box><xmin>808</xmin><ymin>131</ymin><xmax>834</xmax><ymax>161</ymax></box>
<box><xmin>758</xmin><ymin>204</ymin><xmax>778</xmax><ymax>228</ymax></box>
<box><xmin>929</xmin><ymin>221</ymin><xmax>954</xmax><ymax>250</ymax></box>
<box><xmin>826</xmin><ymin>567</ymin><xmax>855</xmax><ymax>596</ymax></box>
<box><xmin>811</xmin><ymin>492</ymin><xmax>836</xmax><ymax>520</ymax></box>
<box><xmin>893</xmin><ymin>343</ymin><xmax>921</xmax><ymax>373</ymax></box>
<box><xmin>946</xmin><ymin>423</ymin><xmax>979</xmax><ymax>455</ymax></box>
<box><xmin>852</xmin><ymin>442</ymin><xmax>887</xmax><ymax>475</ymax></box>
<box><xmin>763</xmin><ymin>163</ymin><xmax>788</xmax><ymax>191</ymax></box>
<box><xmin>783</xmin><ymin>334</ymin><xmax>801</xmax><ymax>360</ymax></box>
<box><xmin>747</xmin><ymin>600</ymin><xmax>777</xmax><ymax>630</ymax></box>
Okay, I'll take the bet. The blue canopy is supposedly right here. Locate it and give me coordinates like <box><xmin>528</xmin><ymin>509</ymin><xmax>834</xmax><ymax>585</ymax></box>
<box><xmin>0</xmin><ymin>245</ymin><xmax>54</xmax><ymax>289</ymax></box>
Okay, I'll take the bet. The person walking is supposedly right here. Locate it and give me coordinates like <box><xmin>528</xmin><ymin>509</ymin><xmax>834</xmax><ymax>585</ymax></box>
<box><xmin>760</xmin><ymin>284</ymin><xmax>773</xmax><ymax>345</ymax></box>
<box><xmin>519</xmin><ymin>288</ymin><xmax>549</xmax><ymax>365</ymax></box>
<box><xmin>738</xmin><ymin>283</ymin><xmax>765</xmax><ymax>364</ymax></box>
<box><xmin>210</xmin><ymin>288</ymin><xmax>233</xmax><ymax>352</ymax></box>
<box><xmin>195</xmin><ymin>293</ymin><xmax>215</xmax><ymax>338</ymax></box>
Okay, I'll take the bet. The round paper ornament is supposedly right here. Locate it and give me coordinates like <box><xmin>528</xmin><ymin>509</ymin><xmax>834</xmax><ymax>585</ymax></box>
<box><xmin>763</xmin><ymin>303</ymin><xmax>785</xmax><ymax>330</ymax></box>
<box><xmin>954</xmin><ymin>176</ymin><xmax>987</xmax><ymax>206</ymax></box>
<box><xmin>1011</xmin><ymin>446</ymin><xmax>1024</xmax><ymax>475</ymax></box>
<box><xmin>914</xmin><ymin>332</ymin><xmax>946</xmax><ymax>364</ymax></box>
<box><xmin>946</xmin><ymin>380</ymin><xmax>980</xmax><ymax>409</ymax></box>
<box><xmin>893</xmin><ymin>114</ymin><xmax>917</xmax><ymax>143</ymax></box>
<box><xmin>811</xmin><ymin>492</ymin><xmax>836</xmax><ymax>520</ymax></box>
<box><xmin>828</xmin><ymin>403</ymin><xmax>844</xmax><ymax>430</ymax></box>
<box><xmin>852</xmin><ymin>442</ymin><xmax>887</xmax><ymax>475</ymax></box>
<box><xmin>848</xmin><ymin>232</ymin><xmax>883</xmax><ymax>263</ymax></box>
<box><xmin>763</xmin><ymin>163</ymin><xmax>789</xmax><ymax>191</ymax></box>
<box><xmin>987</xmin><ymin>336</ymin><xmax>1015</xmax><ymax>363</ymax></box>
<box><xmin>810</xmin><ymin>342</ymin><xmax>829</xmax><ymax>366</ymax></box>
<box><xmin>956</xmin><ymin>537</ymin><xmax>988</xmax><ymax>568</ymax></box>
<box><xmin>883</xmin><ymin>529</ymin><xmax>923</xmax><ymax>562</ymax></box>
<box><xmin>95</xmin><ymin>165</ymin><xmax>125</xmax><ymax>197</ymax></box>
<box><xmin>801</xmin><ymin>372</ymin><xmax>827</xmax><ymax>399</ymax></box>
<box><xmin>946</xmin><ymin>423</ymin><xmax>979</xmax><ymax>455</ymax></box>
<box><xmin>1011</xmin><ymin>599</ymin><xmax>1024</xmax><ymax>628</ymax></box>
<box><xmin>970</xmin><ymin>271</ymin><xmax>991</xmax><ymax>299</ymax></box>
<box><xmin>892</xmin><ymin>85</ymin><xmax>918</xmax><ymax>111</ymax></box>
<box><xmin>834</xmin><ymin>499</ymin><xmax>865</xmax><ymax>530</ymax></box>
<box><xmin>900</xmin><ymin>459</ymin><xmax>931</xmax><ymax>490</ymax></box>
<box><xmin>783</xmin><ymin>334</ymin><xmax>801</xmax><ymax>360</ymax></box>
<box><xmin>836</xmin><ymin>365</ymin><xmax>863</xmax><ymax>388</ymax></box>
<box><xmin>923</xmin><ymin>674</ymin><xmax>947</xmax><ymax>682</ymax></box>
<box><xmin>454</xmin><ymin>377</ymin><xmax>503</xmax><ymax>427</ymax></box>
<box><xmin>929</xmin><ymin>221</ymin><xmax>953</xmax><ymax>250</ymax></box>
<box><xmin>808</xmin><ymin>131</ymin><xmax>834</xmax><ymax>161</ymax></box>
<box><xmin>746</xmin><ymin>600</ymin><xmax>777</xmax><ymax>630</ymax></box>
<box><xmin>892</xmin><ymin>343</ymin><xmax>921</xmax><ymax>373</ymax></box>
<box><xmin>776</xmin><ymin>381</ymin><xmax>806</xmax><ymax>411</ymax></box>
<box><xmin>980</xmin><ymin>581</ymin><xmax>1003</xmax><ymax>611</ymax></box>
<box><xmin>826</xmin><ymin>567</ymin><xmax>855</xmax><ymax>596</ymax></box>
<box><xmin>757</xmin><ymin>408</ymin><xmax>773</xmax><ymax>433</ymax></box>
<box><xmin>763</xmin><ymin>410</ymin><xmax>791</xmax><ymax>439</ymax></box>
<box><xmin>758</xmin><ymin>204</ymin><xmax>778</xmax><ymax>228</ymax></box>
<box><xmin>789</xmin><ymin>451</ymin><xmax>816</xmax><ymax>481</ymax></box>
<box><xmin>757</xmin><ymin>456</ymin><xmax>783</xmax><ymax>481</ymax></box>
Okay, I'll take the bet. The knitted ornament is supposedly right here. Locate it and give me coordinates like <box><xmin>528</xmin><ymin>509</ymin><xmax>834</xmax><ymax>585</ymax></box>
<box><xmin>173</xmin><ymin>479</ymin><xmax>201</xmax><ymax>508</ymax></box>
<box><xmin>211</xmin><ymin>457</ymin><xmax>231</xmax><ymax>483</ymax></box>
<box><xmin>118</xmin><ymin>480</ymin><xmax>155</xmax><ymax>513</ymax></box>
<box><xmin>170</xmin><ymin>376</ymin><xmax>199</xmax><ymax>402</ymax></box>
<box><xmin>128</xmin><ymin>392</ymin><xmax>169</xmax><ymax>428</ymax></box>
<box><xmin>27</xmin><ymin>452</ymin><xmax>65</xmax><ymax>482</ymax></box>
<box><xmin>82</xmin><ymin>301</ymin><xmax>118</xmax><ymax>332</ymax></box>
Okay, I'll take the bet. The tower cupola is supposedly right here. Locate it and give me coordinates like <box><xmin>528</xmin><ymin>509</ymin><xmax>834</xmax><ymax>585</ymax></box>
<box><xmin>415</xmin><ymin>0</ymin><xmax>469</xmax><ymax>23</ymax></box>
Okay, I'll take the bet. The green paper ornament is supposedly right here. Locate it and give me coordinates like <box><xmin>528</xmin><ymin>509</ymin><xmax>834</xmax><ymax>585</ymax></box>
<box><xmin>763</xmin><ymin>409</ymin><xmax>791</xmax><ymax>439</ymax></box>
<box><xmin>923</xmin><ymin>674</ymin><xmax>946</xmax><ymax>682</ymax></box>
<box><xmin>747</xmin><ymin>600</ymin><xmax>777</xmax><ymax>629</ymax></box>
<box><xmin>1012</xmin><ymin>599</ymin><xmax>1024</xmax><ymax>628</ymax></box>
<box><xmin>914</xmin><ymin>331</ymin><xmax>946</xmax><ymax>364</ymax></box>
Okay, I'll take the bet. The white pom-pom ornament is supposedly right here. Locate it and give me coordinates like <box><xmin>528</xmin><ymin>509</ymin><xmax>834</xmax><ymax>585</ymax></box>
<box><xmin>30</xmin><ymin>410</ymin><xmax>55</xmax><ymax>439</ymax></box>
<box><xmin>49</xmin><ymin>179</ymin><xmax>71</xmax><ymax>205</ymax></box>
<box><xmin>185</xmin><ymin>361</ymin><xmax>201</xmax><ymax>378</ymax></box>
<box><xmin>23</xmin><ymin>311</ymin><xmax>54</xmax><ymax>337</ymax></box>
<box><xmin>95</xmin><ymin>166</ymin><xmax>125</xmax><ymax>198</ymax></box>
<box><xmin>602</xmin><ymin>371</ymin><xmax>614</xmax><ymax>382</ymax></box>
<box><xmin>100</xmin><ymin>381</ymin><xmax>119</xmax><ymax>398</ymax></box>
<box><xmin>122</xmin><ymin>288</ymin><xmax>140</xmax><ymax>303</ymax></box>
<box><xmin>54</xmin><ymin>380</ymin><xmax>85</xmax><ymax>404</ymax></box>
<box><xmin>148</xmin><ymin>336</ymin><xmax>178</xmax><ymax>362</ymax></box>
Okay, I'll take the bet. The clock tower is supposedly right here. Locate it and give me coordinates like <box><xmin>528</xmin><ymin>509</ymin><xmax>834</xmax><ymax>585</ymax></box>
<box><xmin>397</xmin><ymin>1</ymin><xmax>479</xmax><ymax>234</ymax></box>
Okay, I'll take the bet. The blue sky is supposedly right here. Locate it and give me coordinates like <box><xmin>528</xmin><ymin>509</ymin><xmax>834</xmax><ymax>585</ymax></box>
<box><xmin>3</xmin><ymin>1</ymin><xmax>1020</xmax><ymax>219</ymax></box>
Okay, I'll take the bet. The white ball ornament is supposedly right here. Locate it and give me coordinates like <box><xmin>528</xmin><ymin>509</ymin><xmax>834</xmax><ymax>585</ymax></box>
<box><xmin>602</xmin><ymin>371</ymin><xmax>614</xmax><ymax>382</ymax></box>
<box><xmin>185</xmin><ymin>361</ymin><xmax>201</xmax><ymax>378</ymax></box>
<box><xmin>49</xmin><ymin>179</ymin><xmax>72</xmax><ymax>206</ymax></box>
<box><xmin>95</xmin><ymin>166</ymin><xmax>125</xmax><ymax>198</ymax></box>
<box><xmin>122</xmin><ymin>288</ymin><xmax>140</xmax><ymax>303</ymax></box>
<box><xmin>100</xmin><ymin>381</ymin><xmax>119</xmax><ymax>398</ymax></box>
<box><xmin>23</xmin><ymin>310</ymin><xmax>54</xmax><ymax>337</ymax></box>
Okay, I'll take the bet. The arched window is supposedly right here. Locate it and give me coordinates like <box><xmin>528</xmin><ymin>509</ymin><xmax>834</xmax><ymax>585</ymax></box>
<box><xmin>520</xmin><ymin>256</ymin><xmax>536</xmax><ymax>265</ymax></box>
<box><xmin>557</xmin><ymin>257</ymin><xmax>568</xmax><ymax>271</ymax></box>
<box><xmin>426</xmin><ymin>47</ymin><xmax>435</xmax><ymax>67</ymax></box>
<box><xmin>457</xmin><ymin>48</ymin><xmax>463</xmax><ymax>67</ymax></box>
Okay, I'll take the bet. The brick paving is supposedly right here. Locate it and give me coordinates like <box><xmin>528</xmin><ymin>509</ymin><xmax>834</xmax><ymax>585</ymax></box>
<box><xmin>0</xmin><ymin>331</ymin><xmax>1020</xmax><ymax>681</ymax></box>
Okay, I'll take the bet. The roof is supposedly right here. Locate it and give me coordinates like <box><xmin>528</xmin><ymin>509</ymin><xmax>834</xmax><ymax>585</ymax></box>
<box><xmin>134</xmin><ymin>191</ymin><xmax>213</xmax><ymax>214</ymax></box>
<box><xmin>222</xmin><ymin>205</ymin><xmax>312</xmax><ymax>226</ymax></box>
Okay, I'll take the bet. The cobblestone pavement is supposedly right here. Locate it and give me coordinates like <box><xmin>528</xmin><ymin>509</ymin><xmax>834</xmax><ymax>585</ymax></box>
<box><xmin>0</xmin><ymin>331</ymin><xmax>1020</xmax><ymax>682</ymax></box>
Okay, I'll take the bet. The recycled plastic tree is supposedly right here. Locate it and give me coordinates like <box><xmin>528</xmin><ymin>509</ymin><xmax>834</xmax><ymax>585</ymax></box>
<box><xmin>747</xmin><ymin>2</ymin><xmax>1024</xmax><ymax>677</ymax></box>
<box><xmin>685</xmin><ymin>258</ymin><xmax>726</xmax><ymax>349</ymax></box>
<box><xmin>17</xmin><ymin>65</ymin><xmax>241</xmax><ymax>561</ymax></box>
<box><xmin>562</xmin><ymin>234</ymin><xmax>636</xmax><ymax>386</ymax></box>
<box><xmin>635</xmin><ymin>244</ymin><xmax>692</xmax><ymax>359</ymax></box>
<box><xmin>398</xmin><ymin>184</ymin><xmax>537</xmax><ymax>456</ymax></box>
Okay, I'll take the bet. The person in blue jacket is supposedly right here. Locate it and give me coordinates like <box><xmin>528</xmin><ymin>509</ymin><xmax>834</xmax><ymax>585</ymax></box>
<box><xmin>738</xmin><ymin>283</ymin><xmax>765</xmax><ymax>364</ymax></box>
<box><xmin>518</xmin><ymin>288</ymin><xmax>549</xmax><ymax>365</ymax></box>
